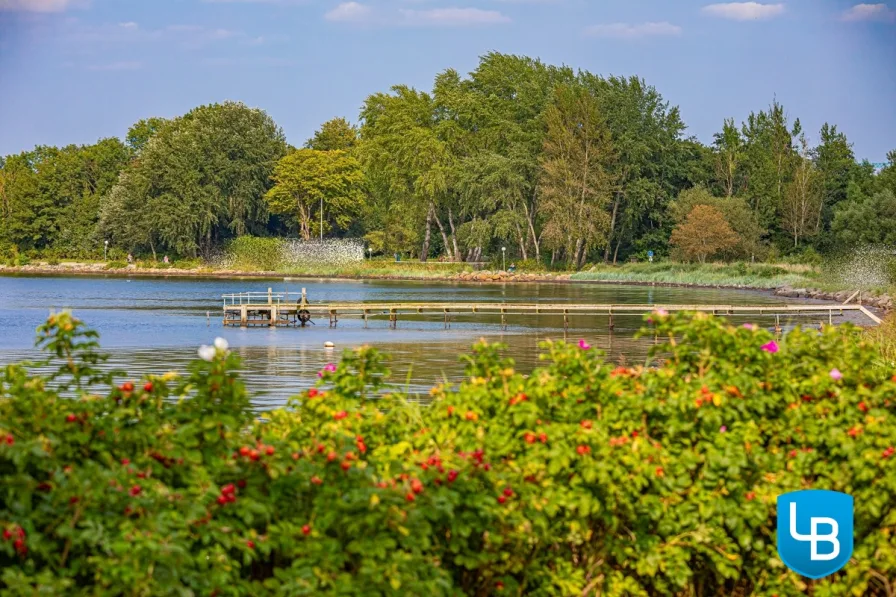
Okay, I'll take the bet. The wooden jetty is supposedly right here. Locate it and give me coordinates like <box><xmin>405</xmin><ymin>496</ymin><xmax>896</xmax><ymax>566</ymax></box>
<box><xmin>221</xmin><ymin>288</ymin><xmax>882</xmax><ymax>329</ymax></box>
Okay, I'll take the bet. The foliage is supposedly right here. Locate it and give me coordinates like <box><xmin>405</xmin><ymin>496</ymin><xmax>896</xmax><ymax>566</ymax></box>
<box><xmin>670</xmin><ymin>204</ymin><xmax>740</xmax><ymax>263</ymax></box>
<box><xmin>2</xmin><ymin>312</ymin><xmax>896</xmax><ymax>595</ymax></box>
<box><xmin>265</xmin><ymin>149</ymin><xmax>366</xmax><ymax>240</ymax></box>
<box><xmin>304</xmin><ymin>118</ymin><xmax>359</xmax><ymax>152</ymax></box>
<box><xmin>104</xmin><ymin>261</ymin><xmax>127</xmax><ymax>270</ymax></box>
<box><xmin>831</xmin><ymin>189</ymin><xmax>896</xmax><ymax>247</ymax></box>
<box><xmin>100</xmin><ymin>102</ymin><xmax>287</xmax><ymax>258</ymax></box>
<box><xmin>2</xmin><ymin>54</ymin><xmax>894</xmax><ymax>266</ymax></box>
<box><xmin>670</xmin><ymin>187</ymin><xmax>764</xmax><ymax>261</ymax></box>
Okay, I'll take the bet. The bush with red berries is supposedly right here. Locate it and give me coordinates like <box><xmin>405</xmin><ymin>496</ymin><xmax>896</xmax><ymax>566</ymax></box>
<box><xmin>1</xmin><ymin>311</ymin><xmax>895</xmax><ymax>595</ymax></box>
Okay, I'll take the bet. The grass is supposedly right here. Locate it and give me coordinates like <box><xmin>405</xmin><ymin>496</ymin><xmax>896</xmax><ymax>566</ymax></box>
<box><xmin>570</xmin><ymin>261</ymin><xmax>820</xmax><ymax>289</ymax></box>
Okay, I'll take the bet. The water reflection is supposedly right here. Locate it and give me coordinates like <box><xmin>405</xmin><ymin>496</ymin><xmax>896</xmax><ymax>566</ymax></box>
<box><xmin>0</xmin><ymin>274</ymin><xmax>849</xmax><ymax>407</ymax></box>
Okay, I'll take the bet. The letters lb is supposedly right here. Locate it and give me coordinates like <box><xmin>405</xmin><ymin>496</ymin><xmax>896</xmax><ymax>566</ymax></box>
<box><xmin>777</xmin><ymin>490</ymin><xmax>854</xmax><ymax>579</ymax></box>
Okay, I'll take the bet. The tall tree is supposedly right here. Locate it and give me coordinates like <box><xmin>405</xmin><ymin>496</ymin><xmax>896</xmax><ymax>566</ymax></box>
<box><xmin>781</xmin><ymin>135</ymin><xmax>822</xmax><ymax>248</ymax></box>
<box><xmin>538</xmin><ymin>84</ymin><xmax>616</xmax><ymax>270</ymax></box>
<box><xmin>712</xmin><ymin>118</ymin><xmax>743</xmax><ymax>197</ymax></box>
<box><xmin>264</xmin><ymin>149</ymin><xmax>365</xmax><ymax>240</ymax></box>
<box><xmin>670</xmin><ymin>204</ymin><xmax>739</xmax><ymax>263</ymax></box>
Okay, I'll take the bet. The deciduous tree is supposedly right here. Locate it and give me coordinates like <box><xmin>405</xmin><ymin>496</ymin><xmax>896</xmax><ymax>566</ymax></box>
<box><xmin>670</xmin><ymin>204</ymin><xmax>740</xmax><ymax>263</ymax></box>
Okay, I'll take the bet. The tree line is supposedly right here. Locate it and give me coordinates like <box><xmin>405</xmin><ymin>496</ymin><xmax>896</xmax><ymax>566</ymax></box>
<box><xmin>1</xmin><ymin>52</ymin><xmax>894</xmax><ymax>266</ymax></box>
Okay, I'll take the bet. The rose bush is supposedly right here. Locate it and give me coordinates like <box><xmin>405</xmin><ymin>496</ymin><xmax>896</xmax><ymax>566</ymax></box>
<box><xmin>1</xmin><ymin>311</ymin><xmax>894</xmax><ymax>596</ymax></box>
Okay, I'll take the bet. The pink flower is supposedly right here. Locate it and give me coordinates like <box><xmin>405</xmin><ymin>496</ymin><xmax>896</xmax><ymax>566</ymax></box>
<box><xmin>317</xmin><ymin>363</ymin><xmax>337</xmax><ymax>378</ymax></box>
<box><xmin>742</xmin><ymin>323</ymin><xmax>756</xmax><ymax>331</ymax></box>
<box><xmin>830</xmin><ymin>368</ymin><xmax>842</xmax><ymax>381</ymax></box>
<box><xmin>654</xmin><ymin>308</ymin><xmax>669</xmax><ymax>317</ymax></box>
<box><xmin>720</xmin><ymin>426</ymin><xmax>727</xmax><ymax>433</ymax></box>
<box><xmin>761</xmin><ymin>341</ymin><xmax>779</xmax><ymax>354</ymax></box>
<box><xmin>578</xmin><ymin>339</ymin><xmax>591</xmax><ymax>350</ymax></box>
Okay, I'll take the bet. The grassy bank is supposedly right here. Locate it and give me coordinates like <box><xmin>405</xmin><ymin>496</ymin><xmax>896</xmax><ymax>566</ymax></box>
<box><xmin>571</xmin><ymin>262</ymin><xmax>819</xmax><ymax>289</ymax></box>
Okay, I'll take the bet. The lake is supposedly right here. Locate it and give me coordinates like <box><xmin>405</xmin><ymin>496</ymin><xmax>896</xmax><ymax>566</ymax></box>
<box><xmin>0</xmin><ymin>274</ymin><xmax>838</xmax><ymax>406</ymax></box>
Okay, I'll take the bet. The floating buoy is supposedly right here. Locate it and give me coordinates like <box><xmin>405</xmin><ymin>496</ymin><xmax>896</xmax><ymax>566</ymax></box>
<box><xmin>324</xmin><ymin>341</ymin><xmax>335</xmax><ymax>349</ymax></box>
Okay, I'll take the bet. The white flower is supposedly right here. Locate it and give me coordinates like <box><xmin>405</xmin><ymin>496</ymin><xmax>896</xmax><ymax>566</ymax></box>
<box><xmin>198</xmin><ymin>345</ymin><xmax>216</xmax><ymax>362</ymax></box>
<box><xmin>214</xmin><ymin>337</ymin><xmax>229</xmax><ymax>351</ymax></box>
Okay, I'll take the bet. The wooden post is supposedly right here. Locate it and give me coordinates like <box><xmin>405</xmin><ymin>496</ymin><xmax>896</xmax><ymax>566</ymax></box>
<box><xmin>268</xmin><ymin>287</ymin><xmax>272</xmax><ymax>305</ymax></box>
<box><xmin>608</xmin><ymin>309</ymin><xmax>614</xmax><ymax>331</ymax></box>
<box><xmin>269</xmin><ymin>305</ymin><xmax>278</xmax><ymax>327</ymax></box>
<box><xmin>563</xmin><ymin>309</ymin><xmax>568</xmax><ymax>332</ymax></box>
<box><xmin>240</xmin><ymin>305</ymin><xmax>248</xmax><ymax>327</ymax></box>
<box><xmin>364</xmin><ymin>310</ymin><xmax>368</xmax><ymax>328</ymax></box>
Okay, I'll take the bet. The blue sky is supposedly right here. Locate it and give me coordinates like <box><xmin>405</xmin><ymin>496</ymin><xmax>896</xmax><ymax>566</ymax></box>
<box><xmin>0</xmin><ymin>0</ymin><xmax>894</xmax><ymax>161</ymax></box>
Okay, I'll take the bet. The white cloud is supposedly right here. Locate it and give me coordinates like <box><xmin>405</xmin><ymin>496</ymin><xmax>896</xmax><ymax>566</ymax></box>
<box><xmin>586</xmin><ymin>21</ymin><xmax>682</xmax><ymax>39</ymax></box>
<box><xmin>0</xmin><ymin>0</ymin><xmax>86</xmax><ymax>12</ymax></box>
<box><xmin>701</xmin><ymin>2</ymin><xmax>785</xmax><ymax>20</ymax></box>
<box><xmin>397</xmin><ymin>7</ymin><xmax>510</xmax><ymax>26</ymax></box>
<box><xmin>324</xmin><ymin>2</ymin><xmax>372</xmax><ymax>22</ymax></box>
<box><xmin>842</xmin><ymin>3</ymin><xmax>896</xmax><ymax>22</ymax></box>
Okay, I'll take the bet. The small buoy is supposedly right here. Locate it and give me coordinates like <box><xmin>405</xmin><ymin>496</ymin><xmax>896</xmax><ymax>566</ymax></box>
<box><xmin>324</xmin><ymin>341</ymin><xmax>335</xmax><ymax>349</ymax></box>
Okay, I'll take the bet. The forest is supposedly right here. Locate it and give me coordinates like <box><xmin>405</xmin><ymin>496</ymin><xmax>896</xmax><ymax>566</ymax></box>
<box><xmin>1</xmin><ymin>52</ymin><xmax>894</xmax><ymax>267</ymax></box>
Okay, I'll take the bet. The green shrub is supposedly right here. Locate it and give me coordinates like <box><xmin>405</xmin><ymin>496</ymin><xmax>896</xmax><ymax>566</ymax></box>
<box><xmin>226</xmin><ymin>236</ymin><xmax>284</xmax><ymax>271</ymax></box>
<box><xmin>104</xmin><ymin>261</ymin><xmax>127</xmax><ymax>270</ymax></box>
<box><xmin>46</xmin><ymin>258</ymin><xmax>60</xmax><ymax>266</ymax></box>
<box><xmin>1</xmin><ymin>312</ymin><xmax>894</xmax><ymax>595</ymax></box>
<box><xmin>14</xmin><ymin>254</ymin><xmax>30</xmax><ymax>267</ymax></box>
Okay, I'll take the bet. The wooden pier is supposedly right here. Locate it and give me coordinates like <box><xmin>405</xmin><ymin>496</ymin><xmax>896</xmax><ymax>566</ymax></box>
<box><xmin>221</xmin><ymin>289</ymin><xmax>882</xmax><ymax>329</ymax></box>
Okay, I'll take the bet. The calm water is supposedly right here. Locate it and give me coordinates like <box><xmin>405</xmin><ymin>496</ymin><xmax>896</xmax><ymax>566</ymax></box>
<box><xmin>0</xmin><ymin>274</ymin><xmax>837</xmax><ymax>407</ymax></box>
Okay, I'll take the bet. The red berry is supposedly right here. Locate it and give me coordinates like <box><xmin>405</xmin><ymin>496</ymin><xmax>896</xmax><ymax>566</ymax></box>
<box><xmin>13</xmin><ymin>538</ymin><xmax>25</xmax><ymax>554</ymax></box>
<box><xmin>538</xmin><ymin>433</ymin><xmax>548</xmax><ymax>444</ymax></box>
<box><xmin>237</xmin><ymin>479</ymin><xmax>247</xmax><ymax>488</ymax></box>
<box><xmin>405</xmin><ymin>492</ymin><xmax>416</xmax><ymax>502</ymax></box>
<box><xmin>411</xmin><ymin>479</ymin><xmax>424</xmax><ymax>494</ymax></box>
<box><xmin>503</xmin><ymin>487</ymin><xmax>513</xmax><ymax>497</ymax></box>
<box><xmin>221</xmin><ymin>483</ymin><xmax>235</xmax><ymax>495</ymax></box>
<box><xmin>66</xmin><ymin>414</ymin><xmax>77</xmax><ymax>423</ymax></box>
<box><xmin>746</xmin><ymin>492</ymin><xmax>756</xmax><ymax>501</ymax></box>
<box><xmin>265</xmin><ymin>446</ymin><xmax>275</xmax><ymax>456</ymax></box>
<box><xmin>464</xmin><ymin>411</ymin><xmax>478</xmax><ymax>421</ymax></box>
<box><xmin>308</xmin><ymin>388</ymin><xmax>319</xmax><ymax>398</ymax></box>
<box><xmin>121</xmin><ymin>458</ymin><xmax>130</xmax><ymax>465</ymax></box>
<box><xmin>580</xmin><ymin>420</ymin><xmax>593</xmax><ymax>429</ymax></box>
<box><xmin>226</xmin><ymin>494</ymin><xmax>236</xmax><ymax>503</ymax></box>
<box><xmin>2</xmin><ymin>529</ymin><xmax>11</xmax><ymax>540</ymax></box>
<box><xmin>69</xmin><ymin>496</ymin><xmax>79</xmax><ymax>505</ymax></box>
<box><xmin>246</xmin><ymin>540</ymin><xmax>255</xmax><ymax>549</ymax></box>
<box><xmin>143</xmin><ymin>382</ymin><xmax>153</xmax><ymax>393</ymax></box>
<box><xmin>632</xmin><ymin>431</ymin><xmax>639</xmax><ymax>438</ymax></box>
<box><xmin>311</xmin><ymin>476</ymin><xmax>322</xmax><ymax>485</ymax></box>
<box><xmin>859</xmin><ymin>402</ymin><xmax>869</xmax><ymax>412</ymax></box>
<box><xmin>4</xmin><ymin>434</ymin><xmax>13</xmax><ymax>445</ymax></box>
<box><xmin>249</xmin><ymin>449</ymin><xmax>259</xmax><ymax>461</ymax></box>
<box><xmin>524</xmin><ymin>432</ymin><xmax>536</xmax><ymax>444</ymax></box>
<box><xmin>216</xmin><ymin>495</ymin><xmax>227</xmax><ymax>505</ymax></box>
<box><xmin>576</xmin><ymin>445</ymin><xmax>591</xmax><ymax>455</ymax></box>
<box><xmin>447</xmin><ymin>470</ymin><xmax>459</xmax><ymax>483</ymax></box>
<box><xmin>495</xmin><ymin>581</ymin><xmax>505</xmax><ymax>591</ymax></box>
<box><xmin>15</xmin><ymin>527</ymin><xmax>24</xmax><ymax>539</ymax></box>
<box><xmin>497</xmin><ymin>495</ymin><xmax>507</xmax><ymax>504</ymax></box>
<box><xmin>302</xmin><ymin>524</ymin><xmax>311</xmax><ymax>536</ymax></box>
<box><xmin>340</xmin><ymin>461</ymin><xmax>351</xmax><ymax>471</ymax></box>
<box><xmin>129</xmin><ymin>485</ymin><xmax>141</xmax><ymax>497</ymax></box>
<box><xmin>334</xmin><ymin>410</ymin><xmax>348</xmax><ymax>420</ymax></box>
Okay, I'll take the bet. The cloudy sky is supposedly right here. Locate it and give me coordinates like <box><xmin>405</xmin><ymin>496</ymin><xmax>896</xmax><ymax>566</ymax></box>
<box><xmin>0</xmin><ymin>0</ymin><xmax>894</xmax><ymax>160</ymax></box>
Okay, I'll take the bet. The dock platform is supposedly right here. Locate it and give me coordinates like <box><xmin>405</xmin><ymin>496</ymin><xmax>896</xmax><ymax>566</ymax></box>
<box><xmin>221</xmin><ymin>289</ymin><xmax>882</xmax><ymax>329</ymax></box>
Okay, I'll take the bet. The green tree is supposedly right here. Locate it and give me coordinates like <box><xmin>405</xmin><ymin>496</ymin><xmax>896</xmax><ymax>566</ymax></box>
<box><xmin>782</xmin><ymin>135</ymin><xmax>822</xmax><ymax>248</ymax></box>
<box><xmin>126</xmin><ymin>117</ymin><xmax>167</xmax><ymax>155</ymax></box>
<box><xmin>713</xmin><ymin>117</ymin><xmax>744</xmax><ymax>197</ymax></box>
<box><xmin>264</xmin><ymin>149</ymin><xmax>365</xmax><ymax>240</ymax></box>
<box><xmin>101</xmin><ymin>102</ymin><xmax>287</xmax><ymax>257</ymax></box>
<box><xmin>538</xmin><ymin>84</ymin><xmax>616</xmax><ymax>270</ymax></box>
<box><xmin>305</xmin><ymin>118</ymin><xmax>359</xmax><ymax>152</ymax></box>
<box><xmin>831</xmin><ymin>188</ymin><xmax>896</xmax><ymax>247</ymax></box>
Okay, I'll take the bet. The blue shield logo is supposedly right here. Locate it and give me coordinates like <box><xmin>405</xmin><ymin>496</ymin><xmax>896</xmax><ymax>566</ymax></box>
<box><xmin>777</xmin><ymin>490</ymin><xmax>853</xmax><ymax>579</ymax></box>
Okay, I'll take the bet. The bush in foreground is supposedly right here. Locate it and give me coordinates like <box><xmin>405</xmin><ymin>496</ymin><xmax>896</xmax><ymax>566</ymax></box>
<box><xmin>0</xmin><ymin>313</ymin><xmax>895</xmax><ymax>596</ymax></box>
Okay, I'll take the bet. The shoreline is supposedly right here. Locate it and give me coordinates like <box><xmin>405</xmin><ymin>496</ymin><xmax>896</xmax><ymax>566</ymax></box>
<box><xmin>1</xmin><ymin>264</ymin><xmax>891</xmax><ymax>311</ymax></box>
<box><xmin>0</xmin><ymin>263</ymin><xmax>779</xmax><ymax>291</ymax></box>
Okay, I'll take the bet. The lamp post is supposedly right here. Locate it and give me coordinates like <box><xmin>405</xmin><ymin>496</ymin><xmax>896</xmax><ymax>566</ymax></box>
<box><xmin>368</xmin><ymin>247</ymin><xmax>372</xmax><ymax>260</ymax></box>
<box><xmin>104</xmin><ymin>240</ymin><xmax>108</xmax><ymax>261</ymax></box>
<box><xmin>501</xmin><ymin>246</ymin><xmax>506</xmax><ymax>271</ymax></box>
